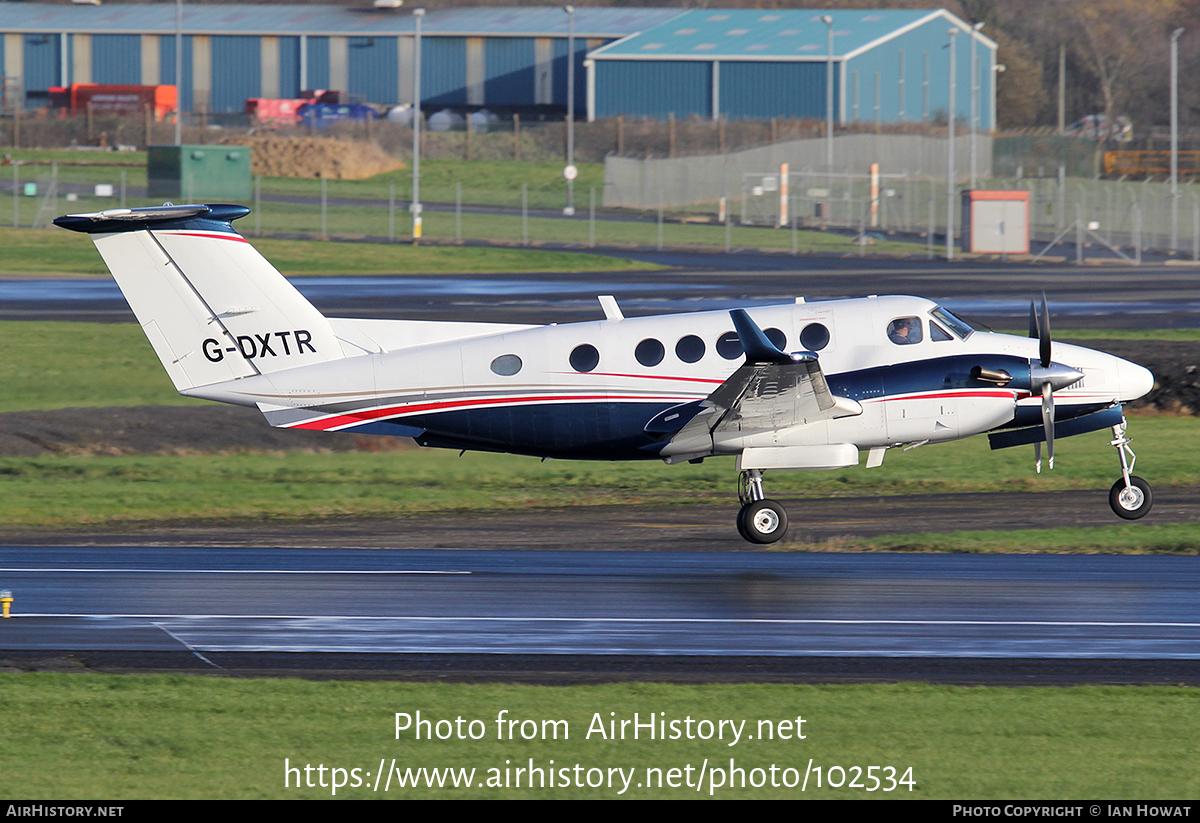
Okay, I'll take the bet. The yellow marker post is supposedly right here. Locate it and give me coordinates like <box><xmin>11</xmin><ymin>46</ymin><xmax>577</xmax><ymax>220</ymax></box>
<box><xmin>1</xmin><ymin>590</ymin><xmax>11</xmax><ymax>618</ymax></box>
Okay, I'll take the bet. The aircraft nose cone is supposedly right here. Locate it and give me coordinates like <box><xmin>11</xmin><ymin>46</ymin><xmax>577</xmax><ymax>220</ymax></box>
<box><xmin>1117</xmin><ymin>358</ymin><xmax>1154</xmax><ymax>402</ymax></box>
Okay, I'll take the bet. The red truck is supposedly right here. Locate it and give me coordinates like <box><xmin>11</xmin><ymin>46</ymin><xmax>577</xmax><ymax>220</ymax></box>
<box><xmin>48</xmin><ymin>83</ymin><xmax>177</xmax><ymax>120</ymax></box>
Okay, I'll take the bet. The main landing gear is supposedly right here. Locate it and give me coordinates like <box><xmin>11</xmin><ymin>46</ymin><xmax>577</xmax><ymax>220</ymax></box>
<box><xmin>737</xmin><ymin>469</ymin><xmax>789</xmax><ymax>544</ymax></box>
<box><xmin>1108</xmin><ymin>420</ymin><xmax>1153</xmax><ymax>520</ymax></box>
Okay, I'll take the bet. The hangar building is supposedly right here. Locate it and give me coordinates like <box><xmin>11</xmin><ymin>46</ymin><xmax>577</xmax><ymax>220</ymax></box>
<box><xmin>0</xmin><ymin>4</ymin><xmax>994</xmax><ymax>128</ymax></box>
<box><xmin>0</xmin><ymin>4</ymin><xmax>676</xmax><ymax>113</ymax></box>
<box><xmin>586</xmin><ymin>8</ymin><xmax>996</xmax><ymax>126</ymax></box>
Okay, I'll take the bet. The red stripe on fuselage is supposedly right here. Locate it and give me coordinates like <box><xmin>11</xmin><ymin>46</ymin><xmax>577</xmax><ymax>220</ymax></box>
<box><xmin>288</xmin><ymin>388</ymin><xmax>1039</xmax><ymax>434</ymax></box>
<box><xmin>288</xmin><ymin>393</ymin><xmax>695</xmax><ymax>431</ymax></box>
<box><xmin>877</xmin><ymin>390</ymin><xmax>1020</xmax><ymax>402</ymax></box>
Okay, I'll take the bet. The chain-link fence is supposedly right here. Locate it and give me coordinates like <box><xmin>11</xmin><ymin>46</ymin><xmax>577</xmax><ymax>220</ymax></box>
<box><xmin>9</xmin><ymin>146</ymin><xmax>1200</xmax><ymax>261</ymax></box>
<box><xmin>4</xmin><ymin>162</ymin><xmax>930</xmax><ymax>256</ymax></box>
<box><xmin>604</xmin><ymin>133</ymin><xmax>993</xmax><ymax>211</ymax></box>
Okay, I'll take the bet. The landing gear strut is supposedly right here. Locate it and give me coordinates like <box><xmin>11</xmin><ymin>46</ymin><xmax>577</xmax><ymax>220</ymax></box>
<box><xmin>1108</xmin><ymin>420</ymin><xmax>1153</xmax><ymax>520</ymax></box>
<box><xmin>737</xmin><ymin>469</ymin><xmax>789</xmax><ymax>544</ymax></box>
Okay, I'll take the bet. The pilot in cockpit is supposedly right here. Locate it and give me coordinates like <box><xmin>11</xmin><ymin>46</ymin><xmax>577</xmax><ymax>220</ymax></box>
<box><xmin>887</xmin><ymin>317</ymin><xmax>922</xmax><ymax>345</ymax></box>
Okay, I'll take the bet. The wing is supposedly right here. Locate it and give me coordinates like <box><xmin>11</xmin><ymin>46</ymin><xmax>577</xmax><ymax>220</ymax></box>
<box><xmin>658</xmin><ymin>310</ymin><xmax>861</xmax><ymax>460</ymax></box>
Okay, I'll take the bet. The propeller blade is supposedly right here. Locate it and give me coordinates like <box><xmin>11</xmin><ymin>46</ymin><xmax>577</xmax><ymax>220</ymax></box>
<box><xmin>1034</xmin><ymin>441</ymin><xmax>1042</xmax><ymax>474</ymax></box>
<box><xmin>1041</xmin><ymin>381</ymin><xmax>1055</xmax><ymax>470</ymax></box>
<box><xmin>1039</xmin><ymin>293</ymin><xmax>1052</xmax><ymax>368</ymax></box>
<box><xmin>1028</xmin><ymin>300</ymin><xmax>1040</xmax><ymax>340</ymax></box>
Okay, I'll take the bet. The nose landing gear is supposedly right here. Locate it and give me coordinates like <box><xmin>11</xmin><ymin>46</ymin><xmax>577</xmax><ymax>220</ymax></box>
<box><xmin>737</xmin><ymin>469</ymin><xmax>789</xmax><ymax>544</ymax></box>
<box><xmin>1109</xmin><ymin>420</ymin><xmax>1153</xmax><ymax>520</ymax></box>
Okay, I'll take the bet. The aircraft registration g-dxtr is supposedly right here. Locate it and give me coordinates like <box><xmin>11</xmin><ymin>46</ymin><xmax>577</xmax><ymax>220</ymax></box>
<box><xmin>56</xmin><ymin>203</ymin><xmax>1157</xmax><ymax>544</ymax></box>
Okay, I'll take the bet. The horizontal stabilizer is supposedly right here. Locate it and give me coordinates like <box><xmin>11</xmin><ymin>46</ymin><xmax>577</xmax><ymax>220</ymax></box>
<box><xmin>54</xmin><ymin>204</ymin><xmax>249</xmax><ymax>234</ymax></box>
<box><xmin>988</xmin><ymin>404</ymin><xmax>1124</xmax><ymax>450</ymax></box>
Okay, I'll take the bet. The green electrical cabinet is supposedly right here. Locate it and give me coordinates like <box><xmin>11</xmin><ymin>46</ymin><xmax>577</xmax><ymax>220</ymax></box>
<box><xmin>147</xmin><ymin>145</ymin><xmax>252</xmax><ymax>201</ymax></box>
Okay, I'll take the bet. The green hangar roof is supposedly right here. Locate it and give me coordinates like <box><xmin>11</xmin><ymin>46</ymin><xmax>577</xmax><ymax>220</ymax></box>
<box><xmin>589</xmin><ymin>8</ymin><xmax>996</xmax><ymax>61</ymax></box>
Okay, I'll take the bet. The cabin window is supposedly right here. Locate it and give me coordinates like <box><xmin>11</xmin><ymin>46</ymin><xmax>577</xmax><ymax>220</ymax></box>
<box><xmin>490</xmin><ymin>354</ymin><xmax>523</xmax><ymax>376</ymax></box>
<box><xmin>799</xmin><ymin>323</ymin><xmax>829</xmax><ymax>351</ymax></box>
<box><xmin>887</xmin><ymin>317</ymin><xmax>923</xmax><ymax>345</ymax></box>
<box><xmin>635</xmin><ymin>338</ymin><xmax>665</xmax><ymax>367</ymax></box>
<box><xmin>675</xmin><ymin>335</ymin><xmax>706</xmax><ymax>363</ymax></box>
<box><xmin>569</xmin><ymin>343</ymin><xmax>600</xmax><ymax>373</ymax></box>
<box><xmin>716</xmin><ymin>331</ymin><xmax>743</xmax><ymax>360</ymax></box>
<box><xmin>764</xmin><ymin>328</ymin><xmax>787</xmax><ymax>350</ymax></box>
<box><xmin>930</xmin><ymin>322</ymin><xmax>953</xmax><ymax>342</ymax></box>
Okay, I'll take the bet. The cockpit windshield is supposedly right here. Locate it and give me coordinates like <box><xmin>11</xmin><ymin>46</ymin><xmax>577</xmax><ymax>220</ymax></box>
<box><xmin>929</xmin><ymin>306</ymin><xmax>974</xmax><ymax>340</ymax></box>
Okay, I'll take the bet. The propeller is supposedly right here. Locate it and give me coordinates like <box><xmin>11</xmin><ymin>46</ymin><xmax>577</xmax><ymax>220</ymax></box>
<box><xmin>1027</xmin><ymin>294</ymin><xmax>1083</xmax><ymax>472</ymax></box>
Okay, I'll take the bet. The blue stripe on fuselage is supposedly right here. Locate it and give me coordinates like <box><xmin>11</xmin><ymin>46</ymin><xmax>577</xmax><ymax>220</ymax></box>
<box><xmin>332</xmin><ymin>355</ymin><xmax>1101</xmax><ymax>459</ymax></box>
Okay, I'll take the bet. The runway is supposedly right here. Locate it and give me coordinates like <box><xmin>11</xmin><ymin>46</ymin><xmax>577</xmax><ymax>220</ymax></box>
<box><xmin>4</xmin><ymin>254</ymin><xmax>1200</xmax><ymax>328</ymax></box>
<box><xmin>2</xmin><ymin>546</ymin><xmax>1199</xmax><ymax>683</ymax></box>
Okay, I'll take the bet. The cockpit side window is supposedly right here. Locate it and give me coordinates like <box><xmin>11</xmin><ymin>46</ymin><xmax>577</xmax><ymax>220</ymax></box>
<box><xmin>930</xmin><ymin>322</ymin><xmax>953</xmax><ymax>342</ymax></box>
<box><xmin>930</xmin><ymin>306</ymin><xmax>974</xmax><ymax>339</ymax></box>
<box><xmin>887</xmin><ymin>317</ymin><xmax>923</xmax><ymax>345</ymax></box>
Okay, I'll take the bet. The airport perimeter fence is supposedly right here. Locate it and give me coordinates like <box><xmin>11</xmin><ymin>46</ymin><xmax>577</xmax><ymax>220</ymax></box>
<box><xmin>9</xmin><ymin>154</ymin><xmax>1200</xmax><ymax>261</ymax></box>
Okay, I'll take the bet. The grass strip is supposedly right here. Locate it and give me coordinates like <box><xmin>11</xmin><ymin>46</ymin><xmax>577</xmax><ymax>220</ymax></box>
<box><xmin>0</xmin><ymin>416</ymin><xmax>1196</xmax><ymax>530</ymax></box>
<box><xmin>0</xmin><ymin>228</ymin><xmax>659</xmax><ymax>278</ymax></box>
<box><xmin>0</xmin><ymin>675</ymin><xmax>1196</xmax><ymax>799</ymax></box>
<box><xmin>789</xmin><ymin>522</ymin><xmax>1200</xmax><ymax>554</ymax></box>
<box><xmin>0</xmin><ymin>322</ymin><xmax>200</xmax><ymax>411</ymax></box>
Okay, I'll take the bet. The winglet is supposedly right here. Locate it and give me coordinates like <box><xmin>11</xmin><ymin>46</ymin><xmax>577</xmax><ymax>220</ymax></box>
<box><xmin>729</xmin><ymin>309</ymin><xmax>805</xmax><ymax>365</ymax></box>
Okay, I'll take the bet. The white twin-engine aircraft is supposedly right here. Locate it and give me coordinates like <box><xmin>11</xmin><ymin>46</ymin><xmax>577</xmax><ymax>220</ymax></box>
<box><xmin>56</xmin><ymin>204</ymin><xmax>1156</xmax><ymax>544</ymax></box>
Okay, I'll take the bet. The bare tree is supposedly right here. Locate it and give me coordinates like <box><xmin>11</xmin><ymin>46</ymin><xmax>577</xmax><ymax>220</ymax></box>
<box><xmin>1067</xmin><ymin>0</ymin><xmax>1170</xmax><ymax>130</ymax></box>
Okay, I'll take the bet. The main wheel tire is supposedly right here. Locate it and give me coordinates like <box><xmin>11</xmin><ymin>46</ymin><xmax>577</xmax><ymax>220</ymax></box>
<box><xmin>737</xmin><ymin>499</ymin><xmax>789</xmax><ymax>544</ymax></box>
<box><xmin>1109</xmin><ymin>476</ymin><xmax>1153</xmax><ymax>520</ymax></box>
<box><xmin>735</xmin><ymin>506</ymin><xmax>753</xmax><ymax>542</ymax></box>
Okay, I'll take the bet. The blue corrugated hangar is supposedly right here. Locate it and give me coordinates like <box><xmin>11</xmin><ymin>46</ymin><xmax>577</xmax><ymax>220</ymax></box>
<box><xmin>586</xmin><ymin>8</ymin><xmax>996</xmax><ymax>126</ymax></box>
<box><xmin>0</xmin><ymin>4</ymin><xmax>677</xmax><ymax>113</ymax></box>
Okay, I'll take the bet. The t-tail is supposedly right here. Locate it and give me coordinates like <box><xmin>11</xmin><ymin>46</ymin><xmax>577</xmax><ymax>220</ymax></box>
<box><xmin>54</xmin><ymin>204</ymin><xmax>344</xmax><ymax>391</ymax></box>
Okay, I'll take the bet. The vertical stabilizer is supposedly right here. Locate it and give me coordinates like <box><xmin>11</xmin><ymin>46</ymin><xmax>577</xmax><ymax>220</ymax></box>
<box><xmin>55</xmin><ymin>204</ymin><xmax>344</xmax><ymax>391</ymax></box>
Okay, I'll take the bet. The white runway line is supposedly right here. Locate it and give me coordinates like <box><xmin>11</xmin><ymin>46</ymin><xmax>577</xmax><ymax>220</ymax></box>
<box><xmin>15</xmin><ymin>614</ymin><xmax>1200</xmax><ymax>628</ymax></box>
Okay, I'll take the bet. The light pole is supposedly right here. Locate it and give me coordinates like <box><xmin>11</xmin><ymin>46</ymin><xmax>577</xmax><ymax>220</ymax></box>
<box><xmin>174</xmin><ymin>0</ymin><xmax>182</xmax><ymax>145</ymax></box>
<box><xmin>946</xmin><ymin>27</ymin><xmax>957</xmax><ymax>261</ymax></box>
<box><xmin>411</xmin><ymin>8</ymin><xmax>424</xmax><ymax>242</ymax></box>
<box><xmin>969</xmin><ymin>21</ymin><xmax>982</xmax><ymax>189</ymax></box>
<box><xmin>1171</xmin><ymin>27</ymin><xmax>1184</xmax><ymax>252</ymax></box>
<box><xmin>564</xmin><ymin>5</ymin><xmax>576</xmax><ymax>216</ymax></box>
<box><xmin>822</xmin><ymin>14</ymin><xmax>833</xmax><ymax>223</ymax></box>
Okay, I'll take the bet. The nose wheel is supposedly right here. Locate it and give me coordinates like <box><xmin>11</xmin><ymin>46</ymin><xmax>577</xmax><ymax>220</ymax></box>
<box><xmin>1109</xmin><ymin>420</ymin><xmax>1153</xmax><ymax>520</ymax></box>
<box><xmin>737</xmin><ymin>469</ymin><xmax>789</xmax><ymax>544</ymax></box>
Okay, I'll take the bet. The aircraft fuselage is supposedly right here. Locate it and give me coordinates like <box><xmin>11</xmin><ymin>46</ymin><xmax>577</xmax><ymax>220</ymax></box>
<box><xmin>186</xmin><ymin>294</ymin><xmax>1152</xmax><ymax>463</ymax></box>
